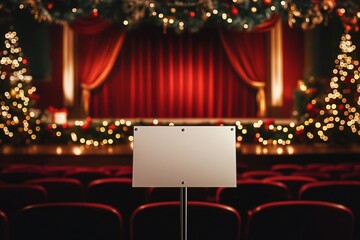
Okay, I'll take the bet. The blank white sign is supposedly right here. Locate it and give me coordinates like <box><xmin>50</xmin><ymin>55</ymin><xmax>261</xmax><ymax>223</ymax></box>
<box><xmin>132</xmin><ymin>126</ymin><xmax>236</xmax><ymax>187</ymax></box>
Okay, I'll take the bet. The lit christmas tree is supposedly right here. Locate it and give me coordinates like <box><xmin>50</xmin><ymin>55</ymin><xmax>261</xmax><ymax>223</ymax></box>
<box><xmin>0</xmin><ymin>28</ymin><xmax>42</xmax><ymax>144</ymax></box>
<box><xmin>298</xmin><ymin>31</ymin><xmax>360</xmax><ymax>144</ymax></box>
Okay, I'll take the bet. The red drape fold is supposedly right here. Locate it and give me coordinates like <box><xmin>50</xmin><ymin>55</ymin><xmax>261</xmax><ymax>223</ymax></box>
<box><xmin>219</xmin><ymin>30</ymin><xmax>268</xmax><ymax>117</ymax></box>
<box><xmin>75</xmin><ymin>20</ymin><xmax>126</xmax><ymax>115</ymax></box>
<box><xmin>70</xmin><ymin>17</ymin><xmax>112</xmax><ymax>35</ymax></box>
<box><xmin>219</xmin><ymin>16</ymin><xmax>279</xmax><ymax>117</ymax></box>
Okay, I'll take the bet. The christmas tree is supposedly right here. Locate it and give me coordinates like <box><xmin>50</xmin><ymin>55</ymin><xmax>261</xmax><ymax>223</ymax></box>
<box><xmin>0</xmin><ymin>27</ymin><xmax>42</xmax><ymax>144</ymax></box>
<box><xmin>298</xmin><ymin>31</ymin><xmax>360</xmax><ymax>144</ymax></box>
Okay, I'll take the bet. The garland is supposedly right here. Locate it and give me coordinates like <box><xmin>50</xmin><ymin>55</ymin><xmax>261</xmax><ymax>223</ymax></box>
<box><xmin>1</xmin><ymin>0</ymin><xmax>360</xmax><ymax>33</ymax></box>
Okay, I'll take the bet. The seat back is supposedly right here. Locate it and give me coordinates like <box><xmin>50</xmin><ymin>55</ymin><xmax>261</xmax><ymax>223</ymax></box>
<box><xmin>130</xmin><ymin>201</ymin><xmax>241</xmax><ymax>240</ymax></box>
<box><xmin>216</xmin><ymin>180</ymin><xmax>289</xmax><ymax>223</ymax></box>
<box><xmin>64</xmin><ymin>169</ymin><xmax>111</xmax><ymax>186</ymax></box>
<box><xmin>270</xmin><ymin>164</ymin><xmax>304</xmax><ymax>175</ymax></box>
<box><xmin>247</xmin><ymin>200</ymin><xmax>354</xmax><ymax>240</ymax></box>
<box><xmin>0</xmin><ymin>185</ymin><xmax>47</xmax><ymax>219</ymax></box>
<box><xmin>299</xmin><ymin>181</ymin><xmax>360</xmax><ymax>240</ymax></box>
<box><xmin>263</xmin><ymin>175</ymin><xmax>317</xmax><ymax>199</ymax></box>
<box><xmin>0</xmin><ymin>169</ymin><xmax>47</xmax><ymax>184</ymax></box>
<box><xmin>239</xmin><ymin>170</ymin><xmax>282</xmax><ymax>180</ymax></box>
<box><xmin>88</xmin><ymin>178</ymin><xmax>146</xmax><ymax>218</ymax></box>
<box><xmin>148</xmin><ymin>187</ymin><xmax>208</xmax><ymax>203</ymax></box>
<box><xmin>0</xmin><ymin>210</ymin><xmax>9</xmax><ymax>240</ymax></box>
<box><xmin>25</xmin><ymin>178</ymin><xmax>85</xmax><ymax>202</ymax></box>
<box><xmin>11</xmin><ymin>203</ymin><xmax>123</xmax><ymax>240</ymax></box>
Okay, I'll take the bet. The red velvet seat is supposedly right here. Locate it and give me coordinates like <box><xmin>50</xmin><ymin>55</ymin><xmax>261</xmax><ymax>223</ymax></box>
<box><xmin>11</xmin><ymin>203</ymin><xmax>124</xmax><ymax>240</ymax></box>
<box><xmin>88</xmin><ymin>178</ymin><xmax>146</xmax><ymax>217</ymax></box>
<box><xmin>270</xmin><ymin>164</ymin><xmax>304</xmax><ymax>175</ymax></box>
<box><xmin>247</xmin><ymin>200</ymin><xmax>354</xmax><ymax>240</ymax></box>
<box><xmin>87</xmin><ymin>178</ymin><xmax>146</xmax><ymax>239</ymax></box>
<box><xmin>299</xmin><ymin>181</ymin><xmax>360</xmax><ymax>240</ymax></box>
<box><xmin>239</xmin><ymin>170</ymin><xmax>282</xmax><ymax>180</ymax></box>
<box><xmin>263</xmin><ymin>175</ymin><xmax>317</xmax><ymax>199</ymax></box>
<box><xmin>0</xmin><ymin>185</ymin><xmax>47</xmax><ymax>219</ymax></box>
<box><xmin>130</xmin><ymin>201</ymin><xmax>241</xmax><ymax>240</ymax></box>
<box><xmin>0</xmin><ymin>169</ymin><xmax>48</xmax><ymax>184</ymax></box>
<box><xmin>291</xmin><ymin>171</ymin><xmax>332</xmax><ymax>181</ymax></box>
<box><xmin>64</xmin><ymin>168</ymin><xmax>111</xmax><ymax>186</ymax></box>
<box><xmin>216</xmin><ymin>180</ymin><xmax>289</xmax><ymax>225</ymax></box>
<box><xmin>99</xmin><ymin>165</ymin><xmax>132</xmax><ymax>177</ymax></box>
<box><xmin>148</xmin><ymin>187</ymin><xmax>208</xmax><ymax>203</ymax></box>
<box><xmin>340</xmin><ymin>171</ymin><xmax>360</xmax><ymax>181</ymax></box>
<box><xmin>0</xmin><ymin>210</ymin><xmax>9</xmax><ymax>240</ymax></box>
<box><xmin>25</xmin><ymin>178</ymin><xmax>85</xmax><ymax>202</ymax></box>
<box><xmin>305</xmin><ymin>163</ymin><xmax>333</xmax><ymax>171</ymax></box>
<box><xmin>318</xmin><ymin>165</ymin><xmax>351</xmax><ymax>179</ymax></box>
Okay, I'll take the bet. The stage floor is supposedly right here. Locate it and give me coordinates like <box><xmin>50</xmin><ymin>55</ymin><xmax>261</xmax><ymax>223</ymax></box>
<box><xmin>0</xmin><ymin>143</ymin><xmax>359</xmax><ymax>169</ymax></box>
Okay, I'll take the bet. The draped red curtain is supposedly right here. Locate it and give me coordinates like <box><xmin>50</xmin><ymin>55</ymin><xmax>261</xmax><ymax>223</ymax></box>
<box><xmin>87</xmin><ymin>27</ymin><xmax>263</xmax><ymax>118</ymax></box>
<box><xmin>75</xmin><ymin>19</ymin><xmax>125</xmax><ymax>114</ymax></box>
<box><xmin>218</xmin><ymin>16</ymin><xmax>278</xmax><ymax>117</ymax></box>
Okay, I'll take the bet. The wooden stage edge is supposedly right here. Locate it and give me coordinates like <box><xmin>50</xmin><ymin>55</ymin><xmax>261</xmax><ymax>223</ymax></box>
<box><xmin>0</xmin><ymin>143</ymin><xmax>359</xmax><ymax>170</ymax></box>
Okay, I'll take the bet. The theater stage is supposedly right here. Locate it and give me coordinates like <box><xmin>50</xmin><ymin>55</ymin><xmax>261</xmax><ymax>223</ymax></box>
<box><xmin>0</xmin><ymin>143</ymin><xmax>359</xmax><ymax>170</ymax></box>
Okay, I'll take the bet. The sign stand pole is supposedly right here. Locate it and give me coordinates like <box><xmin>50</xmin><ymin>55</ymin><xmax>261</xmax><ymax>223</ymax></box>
<box><xmin>180</xmin><ymin>187</ymin><xmax>187</xmax><ymax>240</ymax></box>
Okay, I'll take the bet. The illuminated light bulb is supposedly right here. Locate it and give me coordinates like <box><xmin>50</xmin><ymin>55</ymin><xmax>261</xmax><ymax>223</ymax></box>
<box><xmin>123</xmin><ymin>20</ymin><xmax>129</xmax><ymax>25</ymax></box>
<box><xmin>241</xmin><ymin>129</ymin><xmax>247</xmax><ymax>134</ymax></box>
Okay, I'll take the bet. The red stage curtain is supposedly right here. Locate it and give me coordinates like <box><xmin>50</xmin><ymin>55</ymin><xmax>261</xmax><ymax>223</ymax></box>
<box><xmin>75</xmin><ymin>20</ymin><xmax>126</xmax><ymax>114</ymax></box>
<box><xmin>219</xmin><ymin>16</ymin><xmax>278</xmax><ymax>117</ymax></box>
<box><xmin>219</xmin><ymin>30</ymin><xmax>268</xmax><ymax>117</ymax></box>
<box><xmin>88</xmin><ymin>27</ymin><xmax>260</xmax><ymax>118</ymax></box>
